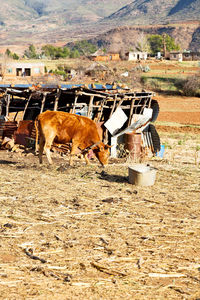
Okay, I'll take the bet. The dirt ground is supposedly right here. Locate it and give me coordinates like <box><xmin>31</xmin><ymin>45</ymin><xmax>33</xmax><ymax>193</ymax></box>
<box><xmin>156</xmin><ymin>94</ymin><xmax>200</xmax><ymax>129</ymax></box>
<box><xmin>0</xmin><ymin>94</ymin><xmax>200</xmax><ymax>299</ymax></box>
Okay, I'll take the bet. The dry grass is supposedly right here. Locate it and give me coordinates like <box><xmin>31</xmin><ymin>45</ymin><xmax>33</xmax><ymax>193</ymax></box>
<box><xmin>0</xmin><ymin>131</ymin><xmax>200</xmax><ymax>299</ymax></box>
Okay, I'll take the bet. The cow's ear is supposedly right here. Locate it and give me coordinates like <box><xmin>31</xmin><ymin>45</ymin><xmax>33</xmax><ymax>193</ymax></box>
<box><xmin>98</xmin><ymin>145</ymin><xmax>104</xmax><ymax>151</ymax></box>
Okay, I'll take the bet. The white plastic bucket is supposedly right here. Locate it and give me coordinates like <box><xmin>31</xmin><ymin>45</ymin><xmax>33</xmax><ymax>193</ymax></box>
<box><xmin>128</xmin><ymin>164</ymin><xmax>157</xmax><ymax>186</ymax></box>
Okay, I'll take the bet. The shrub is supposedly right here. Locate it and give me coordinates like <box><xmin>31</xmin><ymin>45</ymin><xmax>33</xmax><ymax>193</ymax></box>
<box><xmin>182</xmin><ymin>75</ymin><xmax>200</xmax><ymax>96</ymax></box>
<box><xmin>71</xmin><ymin>40</ymin><xmax>97</xmax><ymax>56</ymax></box>
<box><xmin>140</xmin><ymin>76</ymin><xmax>148</xmax><ymax>85</ymax></box>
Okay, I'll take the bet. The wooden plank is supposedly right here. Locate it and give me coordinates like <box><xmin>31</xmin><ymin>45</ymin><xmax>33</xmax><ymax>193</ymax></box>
<box><xmin>72</xmin><ymin>95</ymin><xmax>79</xmax><ymax>114</ymax></box>
<box><xmin>128</xmin><ymin>97</ymin><xmax>135</xmax><ymax>126</ymax></box>
<box><xmin>22</xmin><ymin>93</ymin><xmax>32</xmax><ymax>120</ymax></box>
<box><xmin>6</xmin><ymin>93</ymin><xmax>11</xmax><ymax>119</ymax></box>
<box><xmin>97</xmin><ymin>99</ymin><xmax>106</xmax><ymax>122</ymax></box>
<box><xmin>13</xmin><ymin>111</ymin><xmax>19</xmax><ymax>121</ymax></box>
<box><xmin>40</xmin><ymin>92</ymin><xmax>47</xmax><ymax>114</ymax></box>
<box><xmin>54</xmin><ymin>89</ymin><xmax>61</xmax><ymax>111</ymax></box>
<box><xmin>87</xmin><ymin>95</ymin><xmax>94</xmax><ymax>118</ymax></box>
<box><xmin>0</xmin><ymin>96</ymin><xmax>4</xmax><ymax>117</ymax></box>
<box><xmin>108</xmin><ymin>96</ymin><xmax>117</xmax><ymax>119</ymax></box>
<box><xmin>76</xmin><ymin>91</ymin><xmax>106</xmax><ymax>98</ymax></box>
<box><xmin>116</xmin><ymin>98</ymin><xmax>124</xmax><ymax>109</ymax></box>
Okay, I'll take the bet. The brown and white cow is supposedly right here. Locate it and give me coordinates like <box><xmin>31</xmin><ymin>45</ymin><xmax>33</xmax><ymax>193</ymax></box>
<box><xmin>35</xmin><ymin>110</ymin><xmax>111</xmax><ymax>166</ymax></box>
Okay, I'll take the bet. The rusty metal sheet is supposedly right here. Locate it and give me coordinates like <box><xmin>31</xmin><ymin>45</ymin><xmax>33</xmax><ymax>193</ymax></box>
<box><xmin>0</xmin><ymin>121</ymin><xmax>18</xmax><ymax>141</ymax></box>
<box><xmin>14</xmin><ymin>120</ymin><xmax>34</xmax><ymax>146</ymax></box>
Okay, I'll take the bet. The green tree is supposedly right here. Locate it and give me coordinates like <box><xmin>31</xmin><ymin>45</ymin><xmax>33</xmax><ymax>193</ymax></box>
<box><xmin>12</xmin><ymin>53</ymin><xmax>19</xmax><ymax>60</ymax></box>
<box><xmin>165</xmin><ymin>34</ymin><xmax>180</xmax><ymax>52</ymax></box>
<box><xmin>69</xmin><ymin>49</ymin><xmax>80</xmax><ymax>58</ymax></box>
<box><xmin>5</xmin><ymin>49</ymin><xmax>19</xmax><ymax>59</ymax></box>
<box><xmin>41</xmin><ymin>45</ymin><xmax>70</xmax><ymax>59</ymax></box>
<box><xmin>148</xmin><ymin>34</ymin><xmax>180</xmax><ymax>55</ymax></box>
<box><xmin>63</xmin><ymin>47</ymin><xmax>70</xmax><ymax>57</ymax></box>
<box><xmin>71</xmin><ymin>40</ymin><xmax>97</xmax><ymax>55</ymax></box>
<box><xmin>147</xmin><ymin>35</ymin><xmax>163</xmax><ymax>55</ymax></box>
<box><xmin>24</xmin><ymin>44</ymin><xmax>38</xmax><ymax>59</ymax></box>
<box><xmin>41</xmin><ymin>45</ymin><xmax>55</xmax><ymax>58</ymax></box>
<box><xmin>5</xmin><ymin>48</ymin><xmax>12</xmax><ymax>57</ymax></box>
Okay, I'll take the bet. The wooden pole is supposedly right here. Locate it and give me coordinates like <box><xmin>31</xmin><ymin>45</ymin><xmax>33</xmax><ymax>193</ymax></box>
<box><xmin>128</xmin><ymin>97</ymin><xmax>135</xmax><ymax>126</ymax></box>
<box><xmin>13</xmin><ymin>111</ymin><xmax>19</xmax><ymax>122</ymax></box>
<box><xmin>76</xmin><ymin>91</ymin><xmax>106</xmax><ymax>98</ymax></box>
<box><xmin>40</xmin><ymin>92</ymin><xmax>47</xmax><ymax>114</ymax></box>
<box><xmin>108</xmin><ymin>95</ymin><xmax>117</xmax><ymax>119</ymax></box>
<box><xmin>6</xmin><ymin>93</ymin><xmax>11</xmax><ymax>120</ymax></box>
<box><xmin>0</xmin><ymin>89</ymin><xmax>7</xmax><ymax>117</ymax></box>
<box><xmin>116</xmin><ymin>98</ymin><xmax>124</xmax><ymax>109</ymax></box>
<box><xmin>22</xmin><ymin>93</ymin><xmax>32</xmax><ymax>120</ymax></box>
<box><xmin>97</xmin><ymin>99</ymin><xmax>106</xmax><ymax>122</ymax></box>
<box><xmin>87</xmin><ymin>95</ymin><xmax>94</xmax><ymax>118</ymax></box>
<box><xmin>72</xmin><ymin>95</ymin><xmax>78</xmax><ymax>114</ymax></box>
<box><xmin>0</xmin><ymin>98</ymin><xmax>2</xmax><ymax>117</ymax></box>
<box><xmin>54</xmin><ymin>89</ymin><xmax>61</xmax><ymax>111</ymax></box>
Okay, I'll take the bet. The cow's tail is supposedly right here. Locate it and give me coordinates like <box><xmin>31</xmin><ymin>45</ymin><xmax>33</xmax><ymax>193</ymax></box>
<box><xmin>34</xmin><ymin>116</ymin><xmax>39</xmax><ymax>154</ymax></box>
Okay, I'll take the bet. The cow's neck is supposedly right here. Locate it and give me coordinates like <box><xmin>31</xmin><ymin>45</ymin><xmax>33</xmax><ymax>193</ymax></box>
<box><xmin>81</xmin><ymin>141</ymin><xmax>101</xmax><ymax>153</ymax></box>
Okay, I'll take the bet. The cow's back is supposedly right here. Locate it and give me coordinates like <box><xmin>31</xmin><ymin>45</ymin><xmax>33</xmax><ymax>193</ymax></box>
<box><xmin>38</xmin><ymin>110</ymin><xmax>100</xmax><ymax>146</ymax></box>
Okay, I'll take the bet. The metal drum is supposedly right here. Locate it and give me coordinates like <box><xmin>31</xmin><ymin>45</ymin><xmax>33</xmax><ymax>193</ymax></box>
<box><xmin>125</xmin><ymin>133</ymin><xmax>142</xmax><ymax>160</ymax></box>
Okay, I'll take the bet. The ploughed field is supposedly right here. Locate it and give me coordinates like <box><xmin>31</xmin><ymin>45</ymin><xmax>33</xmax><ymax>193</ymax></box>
<box><xmin>0</xmin><ymin>95</ymin><xmax>200</xmax><ymax>299</ymax></box>
<box><xmin>156</xmin><ymin>94</ymin><xmax>200</xmax><ymax>127</ymax></box>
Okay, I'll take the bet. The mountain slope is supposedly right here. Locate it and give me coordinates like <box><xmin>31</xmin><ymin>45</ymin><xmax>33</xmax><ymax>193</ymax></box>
<box><xmin>89</xmin><ymin>22</ymin><xmax>200</xmax><ymax>53</ymax></box>
<box><xmin>168</xmin><ymin>0</ymin><xmax>199</xmax><ymax>16</ymax></box>
<box><xmin>0</xmin><ymin>0</ymin><xmax>199</xmax><ymax>46</ymax></box>
<box><xmin>0</xmin><ymin>0</ymin><xmax>132</xmax><ymax>25</ymax></box>
<box><xmin>105</xmin><ymin>0</ymin><xmax>200</xmax><ymax>25</ymax></box>
<box><xmin>0</xmin><ymin>0</ymin><xmax>132</xmax><ymax>45</ymax></box>
<box><xmin>0</xmin><ymin>0</ymin><xmax>36</xmax><ymax>23</ymax></box>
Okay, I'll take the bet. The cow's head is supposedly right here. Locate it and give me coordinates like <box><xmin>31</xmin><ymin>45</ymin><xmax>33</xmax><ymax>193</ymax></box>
<box><xmin>93</xmin><ymin>142</ymin><xmax>111</xmax><ymax>167</ymax></box>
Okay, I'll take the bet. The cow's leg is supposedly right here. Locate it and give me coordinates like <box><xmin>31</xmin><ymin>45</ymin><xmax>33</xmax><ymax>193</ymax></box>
<box><xmin>39</xmin><ymin>136</ymin><xmax>45</xmax><ymax>164</ymax></box>
<box><xmin>83</xmin><ymin>152</ymin><xmax>90</xmax><ymax>165</ymax></box>
<box><xmin>35</xmin><ymin>119</ymin><xmax>39</xmax><ymax>154</ymax></box>
<box><xmin>43</xmin><ymin>132</ymin><xmax>55</xmax><ymax>164</ymax></box>
<box><xmin>44</xmin><ymin>140</ymin><xmax>54</xmax><ymax>165</ymax></box>
<box><xmin>69</xmin><ymin>142</ymin><xmax>79</xmax><ymax>166</ymax></box>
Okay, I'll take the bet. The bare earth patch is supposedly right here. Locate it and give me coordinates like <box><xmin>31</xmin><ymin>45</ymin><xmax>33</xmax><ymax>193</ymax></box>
<box><xmin>0</xmin><ymin>94</ymin><xmax>200</xmax><ymax>299</ymax></box>
<box><xmin>156</xmin><ymin>94</ymin><xmax>200</xmax><ymax>126</ymax></box>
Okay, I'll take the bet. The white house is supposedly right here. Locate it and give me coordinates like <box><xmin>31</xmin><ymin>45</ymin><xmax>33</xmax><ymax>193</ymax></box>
<box><xmin>169</xmin><ymin>51</ymin><xmax>183</xmax><ymax>62</ymax></box>
<box><xmin>126</xmin><ymin>51</ymin><xmax>148</xmax><ymax>61</ymax></box>
<box><xmin>2</xmin><ymin>62</ymin><xmax>45</xmax><ymax>77</ymax></box>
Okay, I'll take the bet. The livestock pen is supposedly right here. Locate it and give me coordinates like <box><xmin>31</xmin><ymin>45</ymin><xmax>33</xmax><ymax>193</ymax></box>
<box><xmin>0</xmin><ymin>84</ymin><xmax>160</xmax><ymax>157</ymax></box>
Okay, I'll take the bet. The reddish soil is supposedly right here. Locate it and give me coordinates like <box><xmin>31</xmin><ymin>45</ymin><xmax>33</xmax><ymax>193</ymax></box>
<box><xmin>149</xmin><ymin>63</ymin><xmax>199</xmax><ymax>72</ymax></box>
<box><xmin>155</xmin><ymin>94</ymin><xmax>200</xmax><ymax>132</ymax></box>
<box><xmin>156</xmin><ymin>124</ymin><xmax>200</xmax><ymax>134</ymax></box>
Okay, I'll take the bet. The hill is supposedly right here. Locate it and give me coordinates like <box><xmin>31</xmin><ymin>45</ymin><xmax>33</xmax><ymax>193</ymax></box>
<box><xmin>105</xmin><ymin>0</ymin><xmax>200</xmax><ymax>25</ymax></box>
<box><xmin>89</xmin><ymin>22</ymin><xmax>200</xmax><ymax>53</ymax></box>
<box><xmin>0</xmin><ymin>0</ymin><xmax>131</xmax><ymax>46</ymax></box>
<box><xmin>0</xmin><ymin>0</ymin><xmax>199</xmax><ymax>48</ymax></box>
<box><xmin>0</xmin><ymin>0</ymin><xmax>132</xmax><ymax>25</ymax></box>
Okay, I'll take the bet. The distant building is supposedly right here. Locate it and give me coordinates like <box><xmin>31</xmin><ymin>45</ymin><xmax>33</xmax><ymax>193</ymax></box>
<box><xmin>2</xmin><ymin>62</ymin><xmax>45</xmax><ymax>77</ymax></box>
<box><xmin>89</xmin><ymin>50</ymin><xmax>120</xmax><ymax>62</ymax></box>
<box><xmin>182</xmin><ymin>51</ymin><xmax>200</xmax><ymax>61</ymax></box>
<box><xmin>169</xmin><ymin>51</ymin><xmax>183</xmax><ymax>61</ymax></box>
<box><xmin>125</xmin><ymin>51</ymin><xmax>148</xmax><ymax>61</ymax></box>
<box><xmin>169</xmin><ymin>51</ymin><xmax>200</xmax><ymax>61</ymax></box>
